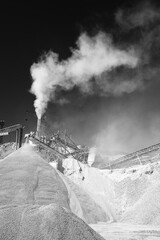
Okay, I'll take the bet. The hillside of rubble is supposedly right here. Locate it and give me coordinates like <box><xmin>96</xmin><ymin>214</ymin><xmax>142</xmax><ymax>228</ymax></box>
<box><xmin>60</xmin><ymin>155</ymin><xmax>160</xmax><ymax>226</ymax></box>
<box><xmin>1</xmin><ymin>141</ymin><xmax>160</xmax><ymax>227</ymax></box>
<box><xmin>1</xmin><ymin>141</ymin><xmax>160</xmax><ymax>239</ymax></box>
<box><xmin>0</xmin><ymin>144</ymin><xmax>104</xmax><ymax>240</ymax></box>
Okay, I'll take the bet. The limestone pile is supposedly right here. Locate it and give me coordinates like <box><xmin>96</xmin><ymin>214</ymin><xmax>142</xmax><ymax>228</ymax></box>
<box><xmin>63</xmin><ymin>156</ymin><xmax>160</xmax><ymax>226</ymax></box>
<box><xmin>0</xmin><ymin>144</ymin><xmax>104</xmax><ymax>240</ymax></box>
<box><xmin>63</xmin><ymin>157</ymin><xmax>116</xmax><ymax>222</ymax></box>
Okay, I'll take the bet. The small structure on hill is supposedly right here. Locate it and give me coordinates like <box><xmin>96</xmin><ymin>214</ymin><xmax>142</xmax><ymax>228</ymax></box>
<box><xmin>0</xmin><ymin>124</ymin><xmax>24</xmax><ymax>149</ymax></box>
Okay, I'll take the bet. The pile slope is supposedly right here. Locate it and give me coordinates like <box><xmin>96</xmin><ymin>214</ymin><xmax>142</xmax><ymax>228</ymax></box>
<box><xmin>63</xmin><ymin>157</ymin><xmax>116</xmax><ymax>222</ymax></box>
<box><xmin>101</xmin><ymin>162</ymin><xmax>160</xmax><ymax>225</ymax></box>
<box><xmin>63</xmin><ymin>156</ymin><xmax>160</xmax><ymax>226</ymax></box>
<box><xmin>58</xmin><ymin>169</ymin><xmax>109</xmax><ymax>223</ymax></box>
<box><xmin>0</xmin><ymin>144</ymin><xmax>104</xmax><ymax>240</ymax></box>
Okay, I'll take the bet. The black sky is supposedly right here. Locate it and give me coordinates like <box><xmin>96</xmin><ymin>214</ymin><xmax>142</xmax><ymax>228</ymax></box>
<box><xmin>1</xmin><ymin>1</ymin><xmax>160</xmax><ymax>153</ymax></box>
<box><xmin>0</xmin><ymin>1</ymin><xmax>127</xmax><ymax>126</ymax></box>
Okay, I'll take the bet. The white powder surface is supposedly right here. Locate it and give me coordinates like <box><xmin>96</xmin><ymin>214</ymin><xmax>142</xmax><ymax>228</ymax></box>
<box><xmin>63</xmin><ymin>156</ymin><xmax>160</xmax><ymax>226</ymax></box>
<box><xmin>0</xmin><ymin>144</ymin><xmax>104</xmax><ymax>240</ymax></box>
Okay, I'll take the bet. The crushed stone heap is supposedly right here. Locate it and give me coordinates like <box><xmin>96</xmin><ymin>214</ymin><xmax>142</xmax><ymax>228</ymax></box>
<box><xmin>0</xmin><ymin>144</ymin><xmax>104</xmax><ymax>240</ymax></box>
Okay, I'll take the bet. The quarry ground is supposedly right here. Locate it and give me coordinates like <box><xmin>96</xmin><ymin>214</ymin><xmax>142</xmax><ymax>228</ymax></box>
<box><xmin>1</xmin><ymin>143</ymin><xmax>160</xmax><ymax>239</ymax></box>
<box><xmin>90</xmin><ymin>223</ymin><xmax>160</xmax><ymax>239</ymax></box>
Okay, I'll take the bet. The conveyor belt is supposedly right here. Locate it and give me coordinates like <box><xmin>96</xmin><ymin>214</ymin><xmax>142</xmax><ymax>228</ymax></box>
<box><xmin>109</xmin><ymin>142</ymin><xmax>160</xmax><ymax>168</ymax></box>
<box><xmin>29</xmin><ymin>135</ymin><xmax>89</xmax><ymax>164</ymax></box>
<box><xmin>29</xmin><ymin>136</ymin><xmax>66</xmax><ymax>159</ymax></box>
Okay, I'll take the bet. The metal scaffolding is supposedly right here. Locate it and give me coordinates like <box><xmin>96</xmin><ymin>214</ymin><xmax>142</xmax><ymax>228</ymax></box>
<box><xmin>28</xmin><ymin>130</ymin><xmax>89</xmax><ymax>163</ymax></box>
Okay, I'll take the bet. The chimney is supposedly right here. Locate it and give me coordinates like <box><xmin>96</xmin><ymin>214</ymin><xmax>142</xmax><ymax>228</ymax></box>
<box><xmin>0</xmin><ymin>120</ymin><xmax>5</xmax><ymax>144</ymax></box>
<box><xmin>36</xmin><ymin>118</ymin><xmax>41</xmax><ymax>138</ymax></box>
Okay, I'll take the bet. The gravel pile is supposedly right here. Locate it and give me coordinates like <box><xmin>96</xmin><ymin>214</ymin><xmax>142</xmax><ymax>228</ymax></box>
<box><xmin>0</xmin><ymin>144</ymin><xmax>104</xmax><ymax>240</ymax></box>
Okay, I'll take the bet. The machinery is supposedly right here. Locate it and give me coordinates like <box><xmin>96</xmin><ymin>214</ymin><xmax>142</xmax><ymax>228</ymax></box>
<box><xmin>28</xmin><ymin>130</ymin><xmax>89</xmax><ymax>164</ymax></box>
<box><xmin>108</xmin><ymin>142</ymin><xmax>160</xmax><ymax>169</ymax></box>
<box><xmin>0</xmin><ymin>124</ymin><xmax>24</xmax><ymax>149</ymax></box>
<box><xmin>34</xmin><ymin>115</ymin><xmax>89</xmax><ymax>163</ymax></box>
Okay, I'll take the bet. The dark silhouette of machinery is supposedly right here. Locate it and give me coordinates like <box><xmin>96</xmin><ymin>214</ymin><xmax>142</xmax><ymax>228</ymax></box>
<box><xmin>0</xmin><ymin>124</ymin><xmax>24</xmax><ymax>149</ymax></box>
<box><xmin>29</xmin><ymin>130</ymin><xmax>89</xmax><ymax>164</ymax></box>
<box><xmin>33</xmin><ymin>115</ymin><xmax>89</xmax><ymax>163</ymax></box>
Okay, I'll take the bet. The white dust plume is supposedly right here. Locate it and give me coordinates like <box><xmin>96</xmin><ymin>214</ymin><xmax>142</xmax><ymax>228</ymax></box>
<box><xmin>30</xmin><ymin>32</ymin><xmax>139</xmax><ymax>119</ymax></box>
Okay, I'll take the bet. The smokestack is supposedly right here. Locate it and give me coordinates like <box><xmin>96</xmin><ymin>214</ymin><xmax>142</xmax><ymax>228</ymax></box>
<box><xmin>0</xmin><ymin>120</ymin><xmax>5</xmax><ymax>144</ymax></box>
<box><xmin>36</xmin><ymin>118</ymin><xmax>41</xmax><ymax>138</ymax></box>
